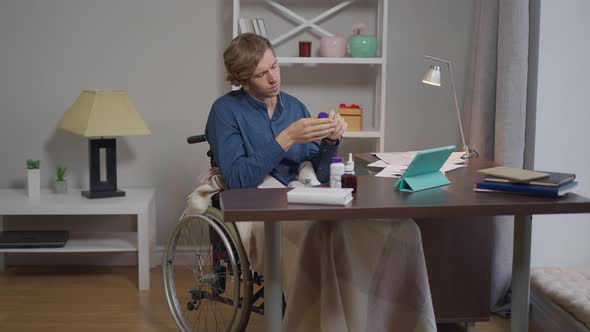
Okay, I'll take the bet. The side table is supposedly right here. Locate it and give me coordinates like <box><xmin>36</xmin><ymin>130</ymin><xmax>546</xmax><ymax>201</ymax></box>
<box><xmin>0</xmin><ymin>188</ymin><xmax>156</xmax><ymax>290</ymax></box>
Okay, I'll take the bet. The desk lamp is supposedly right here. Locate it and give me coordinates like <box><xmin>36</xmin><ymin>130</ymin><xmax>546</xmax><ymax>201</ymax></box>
<box><xmin>422</xmin><ymin>55</ymin><xmax>474</xmax><ymax>159</ymax></box>
<box><xmin>58</xmin><ymin>90</ymin><xmax>151</xmax><ymax>198</ymax></box>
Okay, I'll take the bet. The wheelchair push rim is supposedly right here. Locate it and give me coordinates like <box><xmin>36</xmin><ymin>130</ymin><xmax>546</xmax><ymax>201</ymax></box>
<box><xmin>163</xmin><ymin>214</ymin><xmax>241</xmax><ymax>332</ymax></box>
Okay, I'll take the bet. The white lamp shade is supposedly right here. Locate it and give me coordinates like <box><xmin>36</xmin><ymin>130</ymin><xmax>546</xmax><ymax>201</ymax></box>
<box><xmin>422</xmin><ymin>65</ymin><xmax>442</xmax><ymax>86</ymax></box>
<box><xmin>59</xmin><ymin>90</ymin><xmax>151</xmax><ymax>137</ymax></box>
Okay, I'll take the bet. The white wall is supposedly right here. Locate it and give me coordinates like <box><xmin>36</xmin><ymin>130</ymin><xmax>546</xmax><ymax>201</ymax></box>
<box><xmin>0</xmin><ymin>0</ymin><xmax>474</xmax><ymax>264</ymax></box>
<box><xmin>530</xmin><ymin>0</ymin><xmax>590</xmax><ymax>267</ymax></box>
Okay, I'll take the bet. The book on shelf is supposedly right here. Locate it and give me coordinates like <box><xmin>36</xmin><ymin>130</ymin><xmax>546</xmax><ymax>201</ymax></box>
<box><xmin>484</xmin><ymin>170</ymin><xmax>576</xmax><ymax>187</ymax></box>
<box><xmin>248</xmin><ymin>19</ymin><xmax>257</xmax><ymax>34</ymax></box>
<box><xmin>251</xmin><ymin>18</ymin><xmax>261</xmax><ymax>35</ymax></box>
<box><xmin>244</xmin><ymin>18</ymin><xmax>268</xmax><ymax>39</ymax></box>
<box><xmin>287</xmin><ymin>187</ymin><xmax>353</xmax><ymax>206</ymax></box>
<box><xmin>239</xmin><ymin>18</ymin><xmax>249</xmax><ymax>34</ymax></box>
<box><xmin>474</xmin><ymin>180</ymin><xmax>578</xmax><ymax>197</ymax></box>
<box><xmin>257</xmin><ymin>18</ymin><xmax>269</xmax><ymax>39</ymax></box>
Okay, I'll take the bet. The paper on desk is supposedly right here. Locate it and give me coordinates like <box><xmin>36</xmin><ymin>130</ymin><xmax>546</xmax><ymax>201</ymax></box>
<box><xmin>375</xmin><ymin>151</ymin><xmax>417</xmax><ymax>167</ymax></box>
<box><xmin>375</xmin><ymin>165</ymin><xmax>405</xmax><ymax>178</ymax></box>
<box><xmin>367</xmin><ymin>160</ymin><xmax>390</xmax><ymax>168</ymax></box>
<box><xmin>373</xmin><ymin>151</ymin><xmax>467</xmax><ymax>178</ymax></box>
<box><xmin>447</xmin><ymin>152</ymin><xmax>468</xmax><ymax>165</ymax></box>
<box><xmin>376</xmin><ymin>151</ymin><xmax>466</xmax><ymax>166</ymax></box>
<box><xmin>375</xmin><ymin>163</ymin><xmax>466</xmax><ymax>178</ymax></box>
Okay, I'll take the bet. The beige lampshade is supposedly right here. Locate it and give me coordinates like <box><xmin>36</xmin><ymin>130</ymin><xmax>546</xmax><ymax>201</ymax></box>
<box><xmin>59</xmin><ymin>90</ymin><xmax>151</xmax><ymax>137</ymax></box>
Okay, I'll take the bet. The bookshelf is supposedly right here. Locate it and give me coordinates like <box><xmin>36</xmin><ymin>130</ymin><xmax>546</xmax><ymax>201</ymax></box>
<box><xmin>233</xmin><ymin>0</ymin><xmax>389</xmax><ymax>151</ymax></box>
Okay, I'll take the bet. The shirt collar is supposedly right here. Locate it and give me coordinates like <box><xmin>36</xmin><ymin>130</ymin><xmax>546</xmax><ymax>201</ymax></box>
<box><xmin>242</xmin><ymin>87</ymin><xmax>267</xmax><ymax>110</ymax></box>
<box><xmin>241</xmin><ymin>87</ymin><xmax>285</xmax><ymax>116</ymax></box>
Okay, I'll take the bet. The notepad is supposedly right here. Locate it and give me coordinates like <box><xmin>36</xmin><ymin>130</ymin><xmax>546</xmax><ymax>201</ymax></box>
<box><xmin>477</xmin><ymin>166</ymin><xmax>549</xmax><ymax>182</ymax></box>
<box><xmin>287</xmin><ymin>187</ymin><xmax>354</xmax><ymax>206</ymax></box>
<box><xmin>484</xmin><ymin>170</ymin><xmax>575</xmax><ymax>187</ymax></box>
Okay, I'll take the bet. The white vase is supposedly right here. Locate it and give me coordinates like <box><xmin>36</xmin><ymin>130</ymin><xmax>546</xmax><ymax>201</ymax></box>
<box><xmin>27</xmin><ymin>169</ymin><xmax>40</xmax><ymax>199</ymax></box>
<box><xmin>55</xmin><ymin>180</ymin><xmax>68</xmax><ymax>194</ymax></box>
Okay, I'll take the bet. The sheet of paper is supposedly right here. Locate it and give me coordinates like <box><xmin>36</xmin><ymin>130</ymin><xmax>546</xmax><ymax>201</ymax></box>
<box><xmin>372</xmin><ymin>150</ymin><xmax>467</xmax><ymax>178</ymax></box>
<box><xmin>367</xmin><ymin>160</ymin><xmax>389</xmax><ymax>168</ymax></box>
<box><xmin>375</xmin><ymin>151</ymin><xmax>418</xmax><ymax>167</ymax></box>
<box><xmin>375</xmin><ymin>165</ymin><xmax>406</xmax><ymax>178</ymax></box>
<box><xmin>447</xmin><ymin>152</ymin><xmax>468</xmax><ymax>164</ymax></box>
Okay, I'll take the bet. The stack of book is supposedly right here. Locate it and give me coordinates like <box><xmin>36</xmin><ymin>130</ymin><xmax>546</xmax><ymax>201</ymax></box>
<box><xmin>474</xmin><ymin>166</ymin><xmax>577</xmax><ymax>197</ymax></box>
<box><xmin>239</xmin><ymin>18</ymin><xmax>268</xmax><ymax>39</ymax></box>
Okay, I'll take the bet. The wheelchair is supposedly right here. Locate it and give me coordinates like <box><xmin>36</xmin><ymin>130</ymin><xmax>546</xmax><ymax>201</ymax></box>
<box><xmin>163</xmin><ymin>134</ymin><xmax>281</xmax><ymax>332</ymax></box>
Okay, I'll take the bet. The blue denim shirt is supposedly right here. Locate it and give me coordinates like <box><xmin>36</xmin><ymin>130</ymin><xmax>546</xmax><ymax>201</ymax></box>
<box><xmin>205</xmin><ymin>88</ymin><xmax>339</xmax><ymax>189</ymax></box>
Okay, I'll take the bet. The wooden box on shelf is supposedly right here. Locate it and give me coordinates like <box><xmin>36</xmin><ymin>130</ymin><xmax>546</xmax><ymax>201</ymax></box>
<box><xmin>336</xmin><ymin>104</ymin><xmax>363</xmax><ymax>131</ymax></box>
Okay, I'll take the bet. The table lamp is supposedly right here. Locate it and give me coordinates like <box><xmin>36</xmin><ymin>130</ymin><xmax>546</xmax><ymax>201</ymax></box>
<box><xmin>58</xmin><ymin>90</ymin><xmax>151</xmax><ymax>198</ymax></box>
<box><xmin>422</xmin><ymin>55</ymin><xmax>474</xmax><ymax>159</ymax></box>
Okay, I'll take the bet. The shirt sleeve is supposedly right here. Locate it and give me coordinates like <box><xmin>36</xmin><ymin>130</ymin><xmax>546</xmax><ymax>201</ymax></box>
<box><xmin>205</xmin><ymin>102</ymin><xmax>287</xmax><ymax>189</ymax></box>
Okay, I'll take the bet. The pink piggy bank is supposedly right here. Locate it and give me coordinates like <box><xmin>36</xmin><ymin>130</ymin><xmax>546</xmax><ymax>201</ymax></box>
<box><xmin>320</xmin><ymin>36</ymin><xmax>347</xmax><ymax>57</ymax></box>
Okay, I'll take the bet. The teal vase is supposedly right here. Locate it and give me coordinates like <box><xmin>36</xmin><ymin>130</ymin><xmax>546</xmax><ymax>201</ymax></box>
<box><xmin>349</xmin><ymin>35</ymin><xmax>378</xmax><ymax>58</ymax></box>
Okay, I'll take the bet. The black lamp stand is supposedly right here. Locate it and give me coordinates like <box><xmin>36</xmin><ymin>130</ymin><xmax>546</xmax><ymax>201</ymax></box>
<box><xmin>82</xmin><ymin>138</ymin><xmax>125</xmax><ymax>198</ymax></box>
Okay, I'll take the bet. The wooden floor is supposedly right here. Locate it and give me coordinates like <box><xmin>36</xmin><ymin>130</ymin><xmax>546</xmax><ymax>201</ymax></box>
<box><xmin>0</xmin><ymin>266</ymin><xmax>514</xmax><ymax>332</ymax></box>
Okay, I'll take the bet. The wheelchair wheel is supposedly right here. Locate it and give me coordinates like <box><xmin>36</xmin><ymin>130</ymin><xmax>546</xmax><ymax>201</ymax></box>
<box><xmin>163</xmin><ymin>208</ymin><xmax>252</xmax><ymax>332</ymax></box>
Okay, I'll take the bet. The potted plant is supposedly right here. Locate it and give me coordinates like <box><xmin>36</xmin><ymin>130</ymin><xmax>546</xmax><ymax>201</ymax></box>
<box><xmin>26</xmin><ymin>159</ymin><xmax>41</xmax><ymax>199</ymax></box>
<box><xmin>55</xmin><ymin>165</ymin><xmax>68</xmax><ymax>194</ymax></box>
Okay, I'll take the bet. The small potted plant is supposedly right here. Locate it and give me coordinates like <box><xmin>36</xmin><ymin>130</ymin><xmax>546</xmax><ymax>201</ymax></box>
<box><xmin>55</xmin><ymin>165</ymin><xmax>68</xmax><ymax>194</ymax></box>
<box><xmin>26</xmin><ymin>159</ymin><xmax>41</xmax><ymax>199</ymax></box>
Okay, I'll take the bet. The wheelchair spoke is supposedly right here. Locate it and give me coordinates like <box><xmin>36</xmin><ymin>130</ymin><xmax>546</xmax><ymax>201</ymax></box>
<box><xmin>164</xmin><ymin>214</ymin><xmax>247</xmax><ymax>332</ymax></box>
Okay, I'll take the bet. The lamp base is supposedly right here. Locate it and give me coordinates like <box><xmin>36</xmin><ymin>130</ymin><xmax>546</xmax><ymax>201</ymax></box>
<box><xmin>460</xmin><ymin>146</ymin><xmax>478</xmax><ymax>160</ymax></box>
<box><xmin>82</xmin><ymin>190</ymin><xmax>126</xmax><ymax>199</ymax></box>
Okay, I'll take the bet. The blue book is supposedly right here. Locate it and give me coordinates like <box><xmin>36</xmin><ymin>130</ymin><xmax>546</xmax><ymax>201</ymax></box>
<box><xmin>475</xmin><ymin>180</ymin><xmax>578</xmax><ymax>197</ymax></box>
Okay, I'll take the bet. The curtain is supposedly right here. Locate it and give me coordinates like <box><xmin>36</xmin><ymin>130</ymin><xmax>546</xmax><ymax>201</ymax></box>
<box><xmin>463</xmin><ymin>0</ymin><xmax>530</xmax><ymax>313</ymax></box>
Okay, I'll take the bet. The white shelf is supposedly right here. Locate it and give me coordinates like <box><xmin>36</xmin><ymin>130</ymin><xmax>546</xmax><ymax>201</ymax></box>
<box><xmin>343</xmin><ymin>130</ymin><xmax>381</xmax><ymax>138</ymax></box>
<box><xmin>0</xmin><ymin>188</ymin><xmax>154</xmax><ymax>215</ymax></box>
<box><xmin>233</xmin><ymin>0</ymin><xmax>389</xmax><ymax>151</ymax></box>
<box><xmin>0</xmin><ymin>188</ymin><xmax>156</xmax><ymax>290</ymax></box>
<box><xmin>0</xmin><ymin>233</ymin><xmax>137</xmax><ymax>253</ymax></box>
<box><xmin>277</xmin><ymin>57</ymin><xmax>383</xmax><ymax>65</ymax></box>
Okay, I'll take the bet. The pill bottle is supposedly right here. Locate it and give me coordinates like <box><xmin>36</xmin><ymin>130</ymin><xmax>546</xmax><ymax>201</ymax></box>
<box><xmin>341</xmin><ymin>153</ymin><xmax>357</xmax><ymax>193</ymax></box>
<box><xmin>330</xmin><ymin>157</ymin><xmax>345</xmax><ymax>188</ymax></box>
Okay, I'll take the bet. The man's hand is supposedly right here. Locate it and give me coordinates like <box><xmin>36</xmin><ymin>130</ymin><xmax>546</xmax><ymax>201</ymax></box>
<box><xmin>324</xmin><ymin>110</ymin><xmax>347</xmax><ymax>143</ymax></box>
<box><xmin>276</xmin><ymin>118</ymin><xmax>336</xmax><ymax>151</ymax></box>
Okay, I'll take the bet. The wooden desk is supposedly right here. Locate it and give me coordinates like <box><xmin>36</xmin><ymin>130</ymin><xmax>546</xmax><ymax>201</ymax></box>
<box><xmin>220</xmin><ymin>158</ymin><xmax>590</xmax><ymax>332</ymax></box>
<box><xmin>354</xmin><ymin>153</ymin><xmax>494</xmax><ymax>324</ymax></box>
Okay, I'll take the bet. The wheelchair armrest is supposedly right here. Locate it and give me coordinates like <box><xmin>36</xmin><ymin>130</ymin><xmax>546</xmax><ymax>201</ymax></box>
<box><xmin>187</xmin><ymin>135</ymin><xmax>206</xmax><ymax>144</ymax></box>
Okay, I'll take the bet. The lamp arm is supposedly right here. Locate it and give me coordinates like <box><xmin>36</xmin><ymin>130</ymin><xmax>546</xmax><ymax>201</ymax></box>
<box><xmin>424</xmin><ymin>55</ymin><xmax>449</xmax><ymax>64</ymax></box>
<box><xmin>446</xmin><ymin>60</ymin><xmax>470</xmax><ymax>155</ymax></box>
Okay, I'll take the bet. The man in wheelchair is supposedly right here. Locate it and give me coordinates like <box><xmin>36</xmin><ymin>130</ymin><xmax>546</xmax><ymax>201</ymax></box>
<box><xmin>169</xmin><ymin>33</ymin><xmax>437</xmax><ymax>332</ymax></box>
